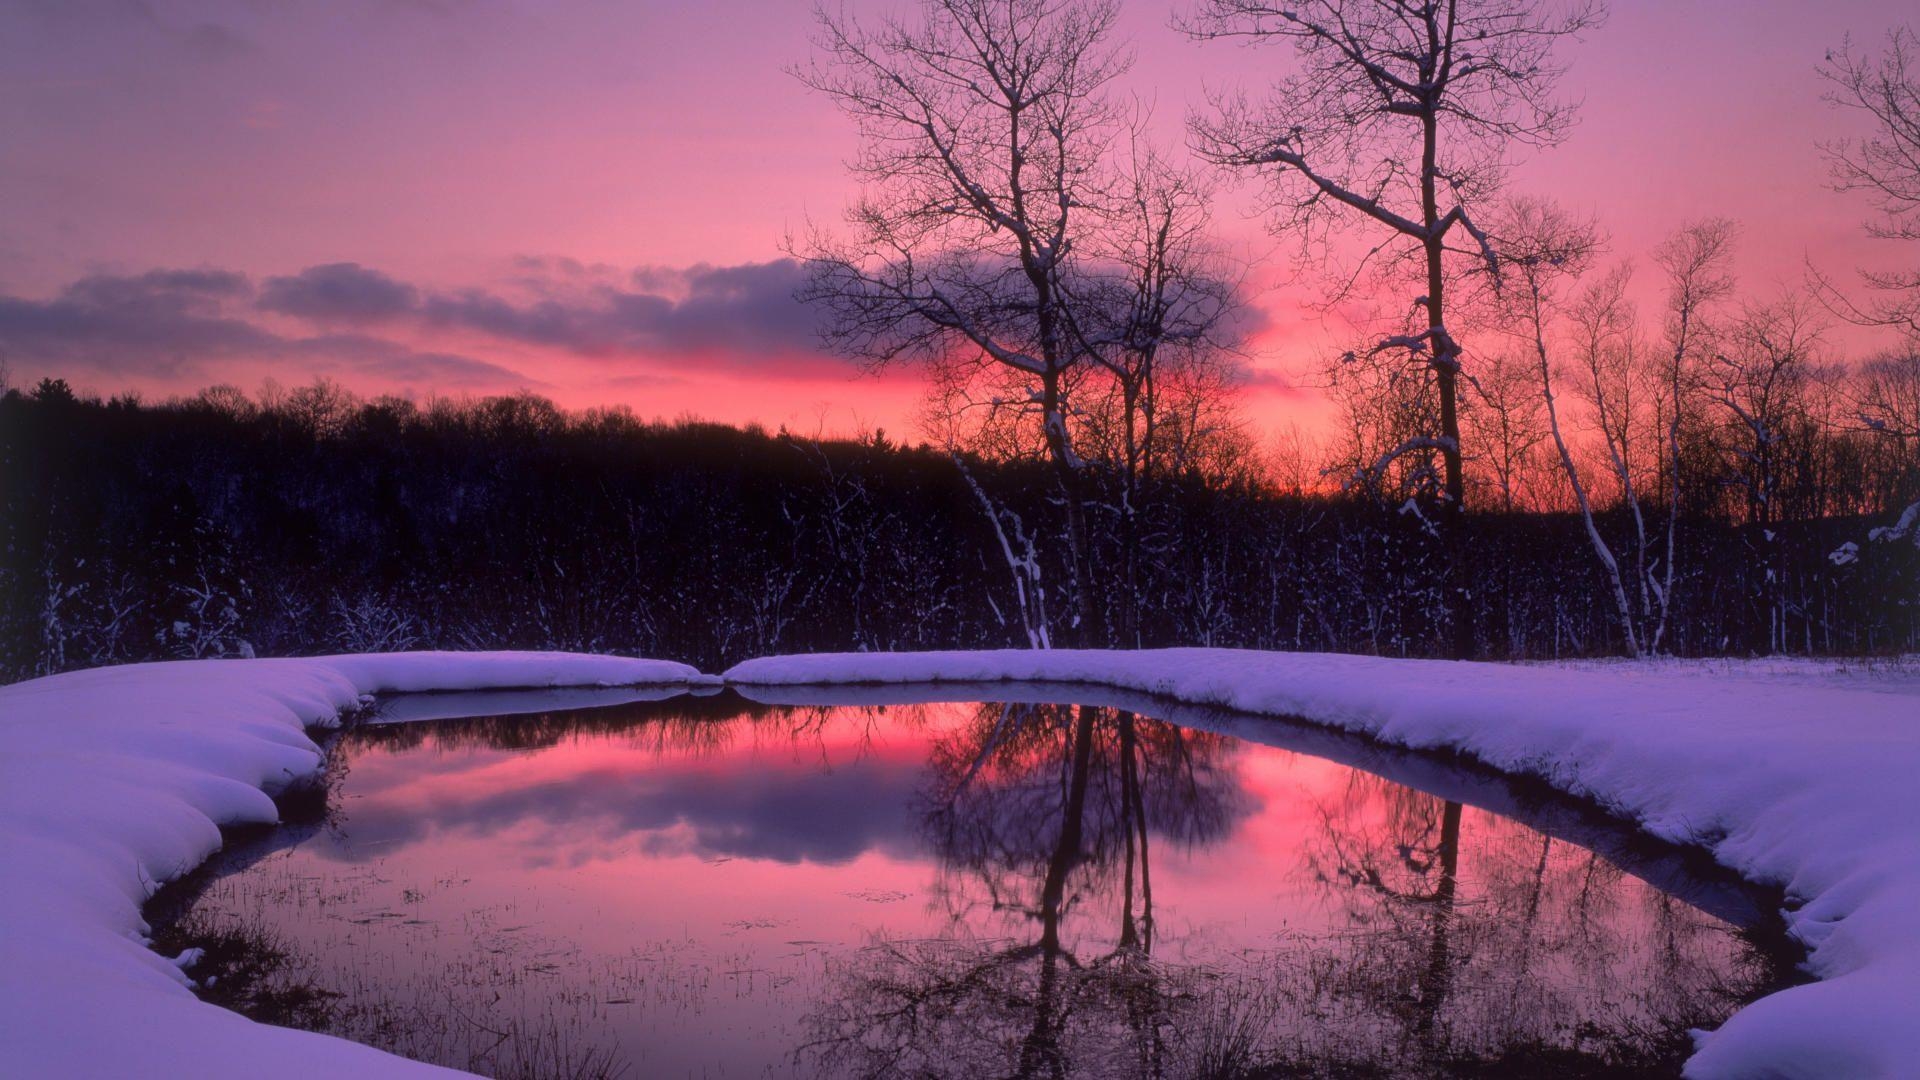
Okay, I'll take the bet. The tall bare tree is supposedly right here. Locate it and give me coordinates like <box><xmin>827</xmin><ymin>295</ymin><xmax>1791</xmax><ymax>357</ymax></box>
<box><xmin>1712</xmin><ymin>293</ymin><xmax>1828</xmax><ymax>652</ymax></box>
<box><xmin>792</xmin><ymin>0</ymin><xmax>1132</xmax><ymax>641</ymax></box>
<box><xmin>1492</xmin><ymin>199</ymin><xmax>1645</xmax><ymax>654</ymax></box>
<box><xmin>1063</xmin><ymin>141</ymin><xmax>1245</xmax><ymax>642</ymax></box>
<box><xmin>1184</xmin><ymin>0</ymin><xmax>1602</xmax><ymax>658</ymax></box>
<box><xmin>1818</xmin><ymin>25</ymin><xmax>1920</xmax><ymax>591</ymax></box>
<box><xmin>1568</xmin><ymin>262</ymin><xmax>1657</xmax><ymax>634</ymax></box>
<box><xmin>1647</xmin><ymin>219</ymin><xmax>1736</xmax><ymax>651</ymax></box>
<box><xmin>1818</xmin><ymin>26</ymin><xmax>1920</xmax><ymax>339</ymax></box>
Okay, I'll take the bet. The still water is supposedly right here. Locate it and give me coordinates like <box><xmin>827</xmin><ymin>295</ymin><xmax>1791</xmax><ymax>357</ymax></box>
<box><xmin>163</xmin><ymin>688</ymin><xmax>1790</xmax><ymax>1078</ymax></box>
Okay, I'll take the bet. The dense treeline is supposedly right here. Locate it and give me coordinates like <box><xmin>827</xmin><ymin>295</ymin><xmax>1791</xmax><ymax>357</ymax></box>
<box><xmin>3</xmin><ymin>376</ymin><xmax>1912</xmax><ymax>682</ymax></box>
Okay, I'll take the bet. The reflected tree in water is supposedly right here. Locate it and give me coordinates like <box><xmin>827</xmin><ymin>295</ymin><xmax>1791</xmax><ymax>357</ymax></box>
<box><xmin>920</xmin><ymin>704</ymin><xmax>1243</xmax><ymax>953</ymax></box>
<box><xmin>801</xmin><ymin>706</ymin><xmax>1777</xmax><ymax>1077</ymax></box>
<box><xmin>1292</xmin><ymin>772</ymin><xmax>1773</xmax><ymax>1072</ymax></box>
<box><xmin>802</xmin><ymin>704</ymin><xmax>1252</xmax><ymax>1078</ymax></box>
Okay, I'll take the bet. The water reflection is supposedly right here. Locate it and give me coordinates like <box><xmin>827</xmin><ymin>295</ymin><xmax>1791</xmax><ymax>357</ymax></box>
<box><xmin>166</xmin><ymin>691</ymin><xmax>1789</xmax><ymax>1079</ymax></box>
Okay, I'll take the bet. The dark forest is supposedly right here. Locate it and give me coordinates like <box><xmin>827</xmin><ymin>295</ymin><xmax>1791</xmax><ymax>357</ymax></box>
<box><xmin>5</xmin><ymin>372</ymin><xmax>1912</xmax><ymax>682</ymax></box>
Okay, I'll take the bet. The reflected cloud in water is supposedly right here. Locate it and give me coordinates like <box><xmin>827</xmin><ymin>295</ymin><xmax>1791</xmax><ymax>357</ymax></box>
<box><xmin>322</xmin><ymin>744</ymin><xmax>927</xmax><ymax>867</ymax></box>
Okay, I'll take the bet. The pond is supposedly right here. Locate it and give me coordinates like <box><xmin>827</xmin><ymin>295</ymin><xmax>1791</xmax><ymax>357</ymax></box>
<box><xmin>152</xmin><ymin>686</ymin><xmax>1797</xmax><ymax>1079</ymax></box>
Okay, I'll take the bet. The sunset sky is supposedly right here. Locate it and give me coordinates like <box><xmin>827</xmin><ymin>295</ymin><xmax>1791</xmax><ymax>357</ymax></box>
<box><xmin>1</xmin><ymin>0</ymin><xmax>1913</xmax><ymax>440</ymax></box>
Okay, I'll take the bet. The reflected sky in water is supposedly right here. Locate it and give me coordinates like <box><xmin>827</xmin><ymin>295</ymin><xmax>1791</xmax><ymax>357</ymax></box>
<box><xmin>174</xmin><ymin>692</ymin><xmax>1787</xmax><ymax>1079</ymax></box>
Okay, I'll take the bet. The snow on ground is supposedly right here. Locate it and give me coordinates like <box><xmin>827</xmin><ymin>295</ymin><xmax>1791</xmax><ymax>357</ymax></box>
<box><xmin>726</xmin><ymin>649</ymin><xmax>1920</xmax><ymax>1080</ymax></box>
<box><xmin>0</xmin><ymin>653</ymin><xmax>703</xmax><ymax>1079</ymax></box>
<box><xmin>3</xmin><ymin>648</ymin><xmax>1914</xmax><ymax>1078</ymax></box>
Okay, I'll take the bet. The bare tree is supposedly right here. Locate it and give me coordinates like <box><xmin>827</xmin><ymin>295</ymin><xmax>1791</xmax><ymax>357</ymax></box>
<box><xmin>1063</xmin><ymin>140</ymin><xmax>1246</xmax><ymax>642</ymax></box>
<box><xmin>1324</xmin><ymin>331</ymin><xmax>1448</xmax><ymax>503</ymax></box>
<box><xmin>1840</xmin><ymin>350</ymin><xmax>1920</xmax><ymax>551</ymax></box>
<box><xmin>1493</xmin><ymin>199</ymin><xmax>1643</xmax><ymax>654</ymax></box>
<box><xmin>1819</xmin><ymin>29</ymin><xmax>1920</xmax><ymax>584</ymax></box>
<box><xmin>793</xmin><ymin>0</ymin><xmax>1132</xmax><ymax>642</ymax></box>
<box><xmin>1456</xmin><ymin>343</ymin><xmax>1550</xmax><ymax>657</ymax></box>
<box><xmin>1817</xmin><ymin>26</ymin><xmax>1920</xmax><ymax>338</ymax></box>
<box><xmin>1647</xmin><ymin>219</ymin><xmax>1737</xmax><ymax>651</ymax></box>
<box><xmin>1568</xmin><ymin>261</ymin><xmax>1657</xmax><ymax>632</ymax></box>
<box><xmin>956</xmin><ymin>454</ymin><xmax>1053</xmax><ymax>648</ymax></box>
<box><xmin>1711</xmin><ymin>292</ymin><xmax>1828</xmax><ymax>652</ymax></box>
<box><xmin>1463</xmin><ymin>348</ymin><xmax>1548</xmax><ymax>514</ymax></box>
<box><xmin>1185</xmin><ymin>0</ymin><xmax>1603</xmax><ymax>658</ymax></box>
<box><xmin>1855</xmin><ymin>349</ymin><xmax>1920</xmax><ymax>440</ymax></box>
<box><xmin>1713</xmin><ymin>295</ymin><xmax>1826</xmax><ymax>531</ymax></box>
<box><xmin>1849</xmin><ymin>350</ymin><xmax>1920</xmax><ymax>543</ymax></box>
<box><xmin>279</xmin><ymin>377</ymin><xmax>359</xmax><ymax>438</ymax></box>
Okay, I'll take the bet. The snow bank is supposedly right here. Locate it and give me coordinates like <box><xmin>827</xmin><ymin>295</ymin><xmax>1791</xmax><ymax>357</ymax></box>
<box><xmin>5</xmin><ymin>648</ymin><xmax>1913</xmax><ymax>1077</ymax></box>
<box><xmin>0</xmin><ymin>652</ymin><xmax>702</xmax><ymax>1079</ymax></box>
<box><xmin>725</xmin><ymin>649</ymin><xmax>1920</xmax><ymax>1079</ymax></box>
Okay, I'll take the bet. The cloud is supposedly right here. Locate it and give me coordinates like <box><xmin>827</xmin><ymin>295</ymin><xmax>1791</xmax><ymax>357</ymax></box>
<box><xmin>420</xmin><ymin>288</ymin><xmax>586</xmax><ymax>347</ymax></box>
<box><xmin>319</xmin><ymin>753</ymin><xmax>925</xmax><ymax>867</ymax></box>
<box><xmin>1</xmin><ymin>254</ymin><xmax>1292</xmax><ymax>400</ymax></box>
<box><xmin>247</xmin><ymin>257</ymin><xmax>837</xmax><ymax>370</ymax></box>
<box><xmin>0</xmin><ymin>268</ymin><xmax>271</xmax><ymax>375</ymax></box>
<box><xmin>1</xmin><ymin>257</ymin><xmax>841</xmax><ymax>390</ymax></box>
<box><xmin>653</xmin><ymin>260</ymin><xmax>827</xmax><ymax>354</ymax></box>
<box><xmin>259</xmin><ymin>262</ymin><xmax>420</xmax><ymax>324</ymax></box>
<box><xmin>0</xmin><ymin>266</ymin><xmax>530</xmax><ymax>389</ymax></box>
<box><xmin>416</xmin><ymin>258</ymin><xmax>832</xmax><ymax>364</ymax></box>
<box><xmin>0</xmin><ymin>256</ymin><xmax>845</xmax><ymax>390</ymax></box>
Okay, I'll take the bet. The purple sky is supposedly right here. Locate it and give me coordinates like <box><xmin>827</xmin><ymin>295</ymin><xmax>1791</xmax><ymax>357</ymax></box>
<box><xmin>0</xmin><ymin>0</ymin><xmax>1912</xmax><ymax>436</ymax></box>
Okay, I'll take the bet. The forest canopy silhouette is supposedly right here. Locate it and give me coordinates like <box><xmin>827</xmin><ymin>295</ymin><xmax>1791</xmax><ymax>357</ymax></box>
<box><xmin>2</xmin><ymin>365</ymin><xmax>1911</xmax><ymax>681</ymax></box>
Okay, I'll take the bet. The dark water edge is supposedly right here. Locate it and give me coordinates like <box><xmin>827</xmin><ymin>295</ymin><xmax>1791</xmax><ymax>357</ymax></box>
<box><xmin>143</xmin><ymin>688</ymin><xmax>1810</xmax><ymax>1080</ymax></box>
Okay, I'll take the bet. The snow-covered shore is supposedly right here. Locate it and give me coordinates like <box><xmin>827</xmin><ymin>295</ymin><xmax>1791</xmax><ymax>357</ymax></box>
<box><xmin>0</xmin><ymin>653</ymin><xmax>703</xmax><ymax>1079</ymax></box>
<box><xmin>726</xmin><ymin>649</ymin><xmax>1920</xmax><ymax>1079</ymax></box>
<box><xmin>2</xmin><ymin>649</ymin><xmax>1915</xmax><ymax>1078</ymax></box>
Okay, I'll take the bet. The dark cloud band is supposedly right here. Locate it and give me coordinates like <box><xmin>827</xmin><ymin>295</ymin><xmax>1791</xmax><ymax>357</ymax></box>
<box><xmin>0</xmin><ymin>266</ymin><xmax>523</xmax><ymax>388</ymax></box>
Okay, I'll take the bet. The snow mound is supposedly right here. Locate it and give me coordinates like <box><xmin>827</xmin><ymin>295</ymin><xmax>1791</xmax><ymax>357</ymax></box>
<box><xmin>725</xmin><ymin>649</ymin><xmax>1920</xmax><ymax>1080</ymax></box>
<box><xmin>0</xmin><ymin>652</ymin><xmax>702</xmax><ymax>1079</ymax></box>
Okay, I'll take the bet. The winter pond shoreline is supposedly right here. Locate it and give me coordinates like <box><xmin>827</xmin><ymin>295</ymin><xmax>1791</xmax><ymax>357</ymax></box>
<box><xmin>146</xmin><ymin>682</ymin><xmax>1809</xmax><ymax>1077</ymax></box>
<box><xmin>2</xmin><ymin>650</ymin><xmax>1916</xmax><ymax>1077</ymax></box>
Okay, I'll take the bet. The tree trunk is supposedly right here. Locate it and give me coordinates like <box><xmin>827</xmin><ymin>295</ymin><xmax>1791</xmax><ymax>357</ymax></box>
<box><xmin>1424</xmin><ymin>105</ymin><xmax>1473</xmax><ymax>660</ymax></box>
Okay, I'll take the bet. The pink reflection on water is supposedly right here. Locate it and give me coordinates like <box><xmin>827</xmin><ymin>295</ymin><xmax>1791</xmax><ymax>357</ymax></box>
<box><xmin>176</xmin><ymin>699</ymin><xmax>1776</xmax><ymax>1077</ymax></box>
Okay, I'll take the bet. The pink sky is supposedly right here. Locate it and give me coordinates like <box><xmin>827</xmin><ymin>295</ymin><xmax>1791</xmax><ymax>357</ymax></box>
<box><xmin>0</xmin><ymin>0</ymin><xmax>1911</xmax><ymax>439</ymax></box>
